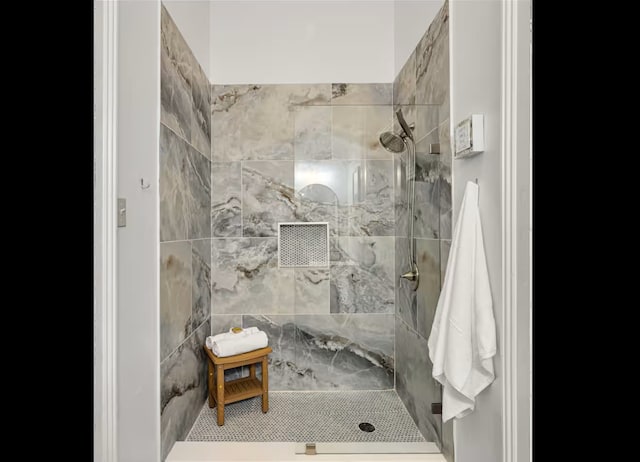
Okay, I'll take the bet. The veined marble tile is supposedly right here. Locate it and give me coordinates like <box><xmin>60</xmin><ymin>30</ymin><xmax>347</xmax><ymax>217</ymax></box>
<box><xmin>329</xmin><ymin>236</ymin><xmax>394</xmax><ymax>314</ymax></box>
<box><xmin>414</xmin><ymin>238</ymin><xmax>441</xmax><ymax>339</ymax></box>
<box><xmin>186</xmin><ymin>146</ymin><xmax>211</xmax><ymax>240</ymax></box>
<box><xmin>160</xmin><ymin>5</ymin><xmax>192</xmax><ymax>143</ymax></box>
<box><xmin>298</xmin><ymin>160</ymin><xmax>394</xmax><ymax>237</ymax></box>
<box><xmin>414</xmin><ymin>131</ymin><xmax>441</xmax><ymax>239</ymax></box>
<box><xmin>210</xmin><ymin>315</ymin><xmax>242</xmax><ymax>337</ymax></box>
<box><xmin>294</xmin><ymin>268</ymin><xmax>330</xmax><ymax>314</ymax></box>
<box><xmin>393</xmin><ymin>50</ymin><xmax>416</xmax><ymax>106</ymax></box>
<box><xmin>395</xmin><ymin>236</ymin><xmax>417</xmax><ymax>329</ymax></box>
<box><xmin>415</xmin><ymin>0</ymin><xmax>449</xmax><ymax>110</ymax></box>
<box><xmin>211</xmin><ymin>84</ymin><xmax>330</xmax><ymax>162</ymax></box>
<box><xmin>211</xmin><ymin>238</ymin><xmax>294</xmax><ymax>314</ymax></box>
<box><xmin>357</xmin><ymin>159</ymin><xmax>395</xmax><ymax>236</ymax></box>
<box><xmin>191</xmin><ymin>61</ymin><xmax>211</xmax><ymax>158</ymax></box>
<box><xmin>160</xmin><ymin>241</ymin><xmax>192</xmax><ymax>360</ymax></box>
<box><xmin>160</xmin><ymin>319</ymin><xmax>210</xmax><ymax>461</ymax></box>
<box><xmin>395</xmin><ymin>316</ymin><xmax>441</xmax><ymax>444</ymax></box>
<box><xmin>294</xmin><ymin>314</ymin><xmax>395</xmax><ymax>390</ymax></box>
<box><xmin>415</xmin><ymin>104</ymin><xmax>440</xmax><ymax>143</ymax></box>
<box><xmin>294</xmin><ymin>106</ymin><xmax>331</xmax><ymax>160</ymax></box>
<box><xmin>191</xmin><ymin>239</ymin><xmax>211</xmax><ymax>331</ymax></box>
<box><xmin>242</xmin><ymin>161</ymin><xmax>296</xmax><ymax>237</ymax></box>
<box><xmin>332</xmin><ymin>106</ymin><xmax>393</xmax><ymax>160</ymax></box>
<box><xmin>211</xmin><ymin>162</ymin><xmax>242</xmax><ymax>237</ymax></box>
<box><xmin>331</xmin><ymin>83</ymin><xmax>393</xmax><ymax>105</ymax></box>
<box><xmin>438</xmin><ymin>120</ymin><xmax>452</xmax><ymax>240</ymax></box>
<box><xmin>160</xmin><ymin>124</ymin><xmax>190</xmax><ymax>242</ymax></box>
<box><xmin>242</xmin><ymin>315</ymin><xmax>298</xmax><ymax>391</ymax></box>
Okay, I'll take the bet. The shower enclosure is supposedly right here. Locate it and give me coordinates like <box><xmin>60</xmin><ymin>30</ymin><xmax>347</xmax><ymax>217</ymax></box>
<box><xmin>159</xmin><ymin>1</ymin><xmax>453</xmax><ymax>459</ymax></box>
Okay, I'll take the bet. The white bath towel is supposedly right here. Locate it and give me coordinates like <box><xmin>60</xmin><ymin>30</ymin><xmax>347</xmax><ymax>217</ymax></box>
<box><xmin>211</xmin><ymin>330</ymin><xmax>269</xmax><ymax>357</ymax></box>
<box><xmin>205</xmin><ymin>327</ymin><xmax>260</xmax><ymax>350</ymax></box>
<box><xmin>427</xmin><ymin>181</ymin><xmax>496</xmax><ymax>422</ymax></box>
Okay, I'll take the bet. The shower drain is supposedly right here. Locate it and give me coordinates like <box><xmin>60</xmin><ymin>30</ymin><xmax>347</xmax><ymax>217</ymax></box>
<box><xmin>358</xmin><ymin>422</ymin><xmax>375</xmax><ymax>432</ymax></box>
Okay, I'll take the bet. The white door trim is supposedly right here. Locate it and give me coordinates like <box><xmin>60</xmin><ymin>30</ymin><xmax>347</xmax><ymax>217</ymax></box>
<box><xmin>500</xmin><ymin>1</ymin><xmax>531</xmax><ymax>462</ymax></box>
<box><xmin>94</xmin><ymin>0</ymin><xmax>118</xmax><ymax>460</ymax></box>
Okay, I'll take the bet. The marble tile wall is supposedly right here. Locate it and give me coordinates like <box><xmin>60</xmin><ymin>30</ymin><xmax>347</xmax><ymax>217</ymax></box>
<box><xmin>209</xmin><ymin>82</ymin><xmax>396</xmax><ymax>392</ymax></box>
<box><xmin>392</xmin><ymin>1</ymin><xmax>453</xmax><ymax>458</ymax></box>
<box><xmin>159</xmin><ymin>5</ymin><xmax>212</xmax><ymax>460</ymax></box>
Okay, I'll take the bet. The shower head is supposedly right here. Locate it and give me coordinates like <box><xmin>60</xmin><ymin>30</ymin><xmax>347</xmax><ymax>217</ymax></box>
<box><xmin>379</xmin><ymin>131</ymin><xmax>406</xmax><ymax>153</ymax></box>
<box><xmin>396</xmin><ymin>108</ymin><xmax>414</xmax><ymax>141</ymax></box>
<box><xmin>378</xmin><ymin>108</ymin><xmax>415</xmax><ymax>153</ymax></box>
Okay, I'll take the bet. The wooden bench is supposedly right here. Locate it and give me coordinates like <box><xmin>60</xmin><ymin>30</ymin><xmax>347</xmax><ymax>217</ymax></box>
<box><xmin>203</xmin><ymin>346</ymin><xmax>272</xmax><ymax>426</ymax></box>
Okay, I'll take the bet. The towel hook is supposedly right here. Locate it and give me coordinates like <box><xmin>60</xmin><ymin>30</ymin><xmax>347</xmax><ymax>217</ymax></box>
<box><xmin>141</xmin><ymin>178</ymin><xmax>151</xmax><ymax>190</ymax></box>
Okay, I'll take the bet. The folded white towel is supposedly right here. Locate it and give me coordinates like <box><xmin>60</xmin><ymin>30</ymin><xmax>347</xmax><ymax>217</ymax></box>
<box><xmin>427</xmin><ymin>181</ymin><xmax>496</xmax><ymax>422</ymax></box>
<box><xmin>205</xmin><ymin>327</ymin><xmax>260</xmax><ymax>350</ymax></box>
<box><xmin>212</xmin><ymin>331</ymin><xmax>269</xmax><ymax>357</ymax></box>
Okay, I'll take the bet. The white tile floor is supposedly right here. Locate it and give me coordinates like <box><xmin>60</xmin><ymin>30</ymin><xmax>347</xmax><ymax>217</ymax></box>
<box><xmin>186</xmin><ymin>390</ymin><xmax>429</xmax><ymax>443</ymax></box>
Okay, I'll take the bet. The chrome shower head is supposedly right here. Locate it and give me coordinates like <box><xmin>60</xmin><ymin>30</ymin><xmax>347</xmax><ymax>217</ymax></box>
<box><xmin>379</xmin><ymin>131</ymin><xmax>406</xmax><ymax>153</ymax></box>
<box><xmin>378</xmin><ymin>108</ymin><xmax>415</xmax><ymax>153</ymax></box>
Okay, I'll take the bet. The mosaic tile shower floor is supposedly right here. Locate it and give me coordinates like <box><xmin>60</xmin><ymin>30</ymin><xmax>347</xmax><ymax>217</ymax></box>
<box><xmin>186</xmin><ymin>391</ymin><xmax>428</xmax><ymax>443</ymax></box>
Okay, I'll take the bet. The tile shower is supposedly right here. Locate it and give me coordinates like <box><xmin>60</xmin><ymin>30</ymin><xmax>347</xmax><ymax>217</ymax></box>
<box><xmin>159</xmin><ymin>1</ymin><xmax>452</xmax><ymax>460</ymax></box>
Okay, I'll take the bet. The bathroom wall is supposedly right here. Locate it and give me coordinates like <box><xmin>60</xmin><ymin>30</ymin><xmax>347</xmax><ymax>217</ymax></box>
<box><xmin>392</xmin><ymin>0</ymin><xmax>454</xmax><ymax>459</ymax></box>
<box><xmin>210</xmin><ymin>83</ymin><xmax>397</xmax><ymax>391</ymax></box>
<box><xmin>159</xmin><ymin>5</ymin><xmax>212</xmax><ymax>460</ymax></box>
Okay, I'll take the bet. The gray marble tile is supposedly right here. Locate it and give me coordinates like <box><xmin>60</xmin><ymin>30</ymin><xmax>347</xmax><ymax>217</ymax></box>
<box><xmin>294</xmin><ymin>268</ymin><xmax>330</xmax><ymax>314</ymax></box>
<box><xmin>395</xmin><ymin>236</ymin><xmax>417</xmax><ymax>329</ymax></box>
<box><xmin>191</xmin><ymin>61</ymin><xmax>211</xmax><ymax>158</ymax></box>
<box><xmin>161</xmin><ymin>319</ymin><xmax>210</xmax><ymax>460</ymax></box>
<box><xmin>331</xmin><ymin>83</ymin><xmax>393</xmax><ymax>105</ymax></box>
<box><xmin>160</xmin><ymin>5</ymin><xmax>192</xmax><ymax>143</ymax></box>
<box><xmin>191</xmin><ymin>239</ymin><xmax>211</xmax><ymax>331</ymax></box>
<box><xmin>442</xmin><ymin>418</ymin><xmax>454</xmax><ymax>462</ymax></box>
<box><xmin>414</xmin><ymin>130</ymin><xmax>441</xmax><ymax>239</ymax></box>
<box><xmin>160</xmin><ymin>124</ymin><xmax>190</xmax><ymax>242</ymax></box>
<box><xmin>186</xmin><ymin>146</ymin><xmax>211</xmax><ymax>240</ymax></box>
<box><xmin>393</xmin><ymin>50</ymin><xmax>416</xmax><ymax>106</ymax></box>
<box><xmin>160</xmin><ymin>241</ymin><xmax>192</xmax><ymax>360</ymax></box>
<box><xmin>242</xmin><ymin>315</ymin><xmax>298</xmax><ymax>391</ymax></box>
<box><xmin>210</xmin><ymin>315</ymin><xmax>242</xmax><ymax>336</ymax></box>
<box><xmin>298</xmin><ymin>160</ymin><xmax>394</xmax><ymax>237</ymax></box>
<box><xmin>415</xmin><ymin>0</ymin><xmax>449</xmax><ymax>112</ymax></box>
<box><xmin>211</xmin><ymin>238</ymin><xmax>294</xmax><ymax>314</ymax></box>
<box><xmin>438</xmin><ymin>120</ymin><xmax>452</xmax><ymax>240</ymax></box>
<box><xmin>440</xmin><ymin>240</ymin><xmax>451</xmax><ymax>283</ymax></box>
<box><xmin>211</xmin><ymin>84</ymin><xmax>330</xmax><ymax>162</ymax></box>
<box><xmin>294</xmin><ymin>106</ymin><xmax>331</xmax><ymax>160</ymax></box>
<box><xmin>329</xmin><ymin>236</ymin><xmax>394</xmax><ymax>314</ymax></box>
<box><xmin>395</xmin><ymin>316</ymin><xmax>441</xmax><ymax>444</ymax></box>
<box><xmin>357</xmin><ymin>159</ymin><xmax>395</xmax><ymax>236</ymax></box>
<box><xmin>242</xmin><ymin>161</ymin><xmax>295</xmax><ymax>237</ymax></box>
<box><xmin>211</xmin><ymin>162</ymin><xmax>242</xmax><ymax>237</ymax></box>
<box><xmin>332</xmin><ymin>106</ymin><xmax>393</xmax><ymax>160</ymax></box>
<box><xmin>415</xmin><ymin>104</ymin><xmax>440</xmax><ymax>143</ymax></box>
<box><xmin>414</xmin><ymin>238</ymin><xmax>441</xmax><ymax>338</ymax></box>
<box><xmin>294</xmin><ymin>314</ymin><xmax>395</xmax><ymax>390</ymax></box>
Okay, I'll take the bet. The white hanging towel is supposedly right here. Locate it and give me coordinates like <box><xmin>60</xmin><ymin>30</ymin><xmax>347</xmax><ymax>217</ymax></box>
<box><xmin>427</xmin><ymin>181</ymin><xmax>496</xmax><ymax>422</ymax></box>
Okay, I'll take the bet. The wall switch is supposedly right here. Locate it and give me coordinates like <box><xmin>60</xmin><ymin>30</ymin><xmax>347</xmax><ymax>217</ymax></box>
<box><xmin>118</xmin><ymin>198</ymin><xmax>126</xmax><ymax>227</ymax></box>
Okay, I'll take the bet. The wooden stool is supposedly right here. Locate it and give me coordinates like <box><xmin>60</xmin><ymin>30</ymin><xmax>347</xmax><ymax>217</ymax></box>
<box><xmin>203</xmin><ymin>346</ymin><xmax>272</xmax><ymax>426</ymax></box>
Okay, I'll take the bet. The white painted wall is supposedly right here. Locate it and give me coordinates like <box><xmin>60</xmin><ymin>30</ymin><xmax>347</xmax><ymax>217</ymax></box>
<box><xmin>209</xmin><ymin>0</ymin><xmax>394</xmax><ymax>83</ymax></box>
<box><xmin>393</xmin><ymin>0</ymin><xmax>443</xmax><ymax>75</ymax></box>
<box><xmin>117</xmin><ymin>1</ymin><xmax>161</xmax><ymax>460</ymax></box>
<box><xmin>163</xmin><ymin>0</ymin><xmax>211</xmax><ymax>81</ymax></box>
<box><xmin>449</xmin><ymin>1</ymin><xmax>503</xmax><ymax>461</ymax></box>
